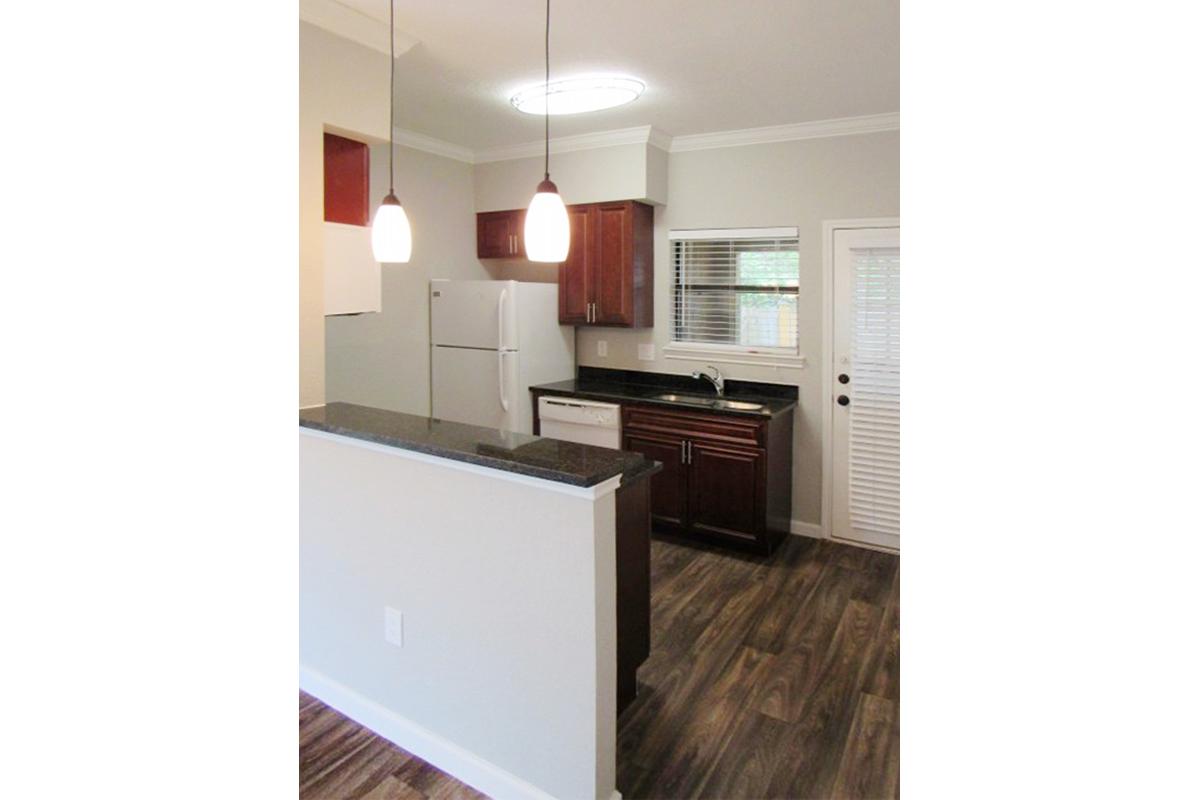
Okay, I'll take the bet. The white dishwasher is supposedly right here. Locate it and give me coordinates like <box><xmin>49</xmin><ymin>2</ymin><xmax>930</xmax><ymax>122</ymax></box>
<box><xmin>538</xmin><ymin>396</ymin><xmax>622</xmax><ymax>449</ymax></box>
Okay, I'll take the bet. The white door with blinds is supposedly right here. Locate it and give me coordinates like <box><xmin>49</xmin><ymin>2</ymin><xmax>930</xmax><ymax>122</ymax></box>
<box><xmin>831</xmin><ymin>227</ymin><xmax>900</xmax><ymax>550</ymax></box>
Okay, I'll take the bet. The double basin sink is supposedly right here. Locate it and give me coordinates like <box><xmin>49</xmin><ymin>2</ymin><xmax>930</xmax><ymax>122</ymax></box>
<box><xmin>652</xmin><ymin>393</ymin><xmax>764</xmax><ymax>412</ymax></box>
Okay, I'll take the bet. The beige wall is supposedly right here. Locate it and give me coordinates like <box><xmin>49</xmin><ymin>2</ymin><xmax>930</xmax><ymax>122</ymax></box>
<box><xmin>300</xmin><ymin>22</ymin><xmax>392</xmax><ymax>408</ymax></box>
<box><xmin>576</xmin><ymin>133</ymin><xmax>900</xmax><ymax>526</ymax></box>
<box><xmin>325</xmin><ymin>142</ymin><xmax>490</xmax><ymax>414</ymax></box>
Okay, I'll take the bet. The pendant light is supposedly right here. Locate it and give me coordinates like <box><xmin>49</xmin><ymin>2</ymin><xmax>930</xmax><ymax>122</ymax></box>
<box><xmin>523</xmin><ymin>0</ymin><xmax>570</xmax><ymax>262</ymax></box>
<box><xmin>371</xmin><ymin>0</ymin><xmax>412</xmax><ymax>263</ymax></box>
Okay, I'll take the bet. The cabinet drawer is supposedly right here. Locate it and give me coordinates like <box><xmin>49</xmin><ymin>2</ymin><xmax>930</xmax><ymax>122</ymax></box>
<box><xmin>622</xmin><ymin>404</ymin><xmax>765</xmax><ymax>448</ymax></box>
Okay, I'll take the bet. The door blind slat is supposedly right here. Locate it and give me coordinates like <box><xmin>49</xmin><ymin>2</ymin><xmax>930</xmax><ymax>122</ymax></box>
<box><xmin>848</xmin><ymin>247</ymin><xmax>900</xmax><ymax>539</ymax></box>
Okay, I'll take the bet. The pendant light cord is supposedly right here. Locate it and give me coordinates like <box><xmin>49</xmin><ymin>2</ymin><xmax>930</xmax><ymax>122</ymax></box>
<box><xmin>389</xmin><ymin>0</ymin><xmax>396</xmax><ymax>195</ymax></box>
<box><xmin>544</xmin><ymin>0</ymin><xmax>550</xmax><ymax>181</ymax></box>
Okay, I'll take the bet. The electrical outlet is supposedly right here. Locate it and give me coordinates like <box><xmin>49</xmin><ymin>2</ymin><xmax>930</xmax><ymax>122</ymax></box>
<box><xmin>384</xmin><ymin>607</ymin><xmax>403</xmax><ymax>647</ymax></box>
<box><xmin>597</xmin><ymin>340</ymin><xmax>608</xmax><ymax>357</ymax></box>
<box><xmin>638</xmin><ymin>343</ymin><xmax>655</xmax><ymax>361</ymax></box>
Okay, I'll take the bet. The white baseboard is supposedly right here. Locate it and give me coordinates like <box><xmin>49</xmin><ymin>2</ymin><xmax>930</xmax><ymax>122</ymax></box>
<box><xmin>300</xmin><ymin>665</ymin><xmax>587</xmax><ymax>800</ymax></box>
<box><xmin>788</xmin><ymin>520</ymin><xmax>899</xmax><ymax>554</ymax></box>
<box><xmin>789</xmin><ymin>519</ymin><xmax>826</xmax><ymax>539</ymax></box>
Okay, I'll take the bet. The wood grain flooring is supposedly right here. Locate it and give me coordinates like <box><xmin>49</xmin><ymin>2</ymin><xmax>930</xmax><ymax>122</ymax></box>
<box><xmin>299</xmin><ymin>534</ymin><xmax>899</xmax><ymax>800</ymax></box>
<box><xmin>299</xmin><ymin>691</ymin><xmax>485</xmax><ymax>800</ymax></box>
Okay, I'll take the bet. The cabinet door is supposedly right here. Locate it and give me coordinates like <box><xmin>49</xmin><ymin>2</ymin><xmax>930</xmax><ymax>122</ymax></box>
<box><xmin>622</xmin><ymin>431</ymin><xmax>688</xmax><ymax>532</ymax></box>
<box><xmin>593</xmin><ymin>202</ymin><xmax>633</xmax><ymax>325</ymax></box>
<box><xmin>477</xmin><ymin>211</ymin><xmax>516</xmax><ymax>258</ymax></box>
<box><xmin>687</xmin><ymin>441</ymin><xmax>764</xmax><ymax>545</ymax></box>
<box><xmin>510</xmin><ymin>208</ymin><xmax>527</xmax><ymax>258</ymax></box>
<box><xmin>558</xmin><ymin>205</ymin><xmax>593</xmax><ymax>324</ymax></box>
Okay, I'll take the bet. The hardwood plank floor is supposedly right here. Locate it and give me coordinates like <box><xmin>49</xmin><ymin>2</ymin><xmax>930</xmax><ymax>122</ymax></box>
<box><xmin>299</xmin><ymin>534</ymin><xmax>899</xmax><ymax>800</ymax></box>
<box><xmin>621</xmin><ymin>534</ymin><xmax>899</xmax><ymax>800</ymax></box>
<box><xmin>299</xmin><ymin>692</ymin><xmax>485</xmax><ymax>800</ymax></box>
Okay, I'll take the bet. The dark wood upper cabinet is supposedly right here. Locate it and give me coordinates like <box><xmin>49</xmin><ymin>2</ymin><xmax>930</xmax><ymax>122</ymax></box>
<box><xmin>323</xmin><ymin>133</ymin><xmax>370</xmax><ymax>226</ymax></box>
<box><xmin>558</xmin><ymin>205</ymin><xmax>592</xmax><ymax>324</ymax></box>
<box><xmin>476</xmin><ymin>209</ymin><xmax>525</xmax><ymax>258</ymax></box>
<box><xmin>571</xmin><ymin>200</ymin><xmax>653</xmax><ymax>327</ymax></box>
<box><xmin>477</xmin><ymin>199</ymin><xmax>653</xmax><ymax>328</ymax></box>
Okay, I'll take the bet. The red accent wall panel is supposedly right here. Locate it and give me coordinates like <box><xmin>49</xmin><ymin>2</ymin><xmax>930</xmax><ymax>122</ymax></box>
<box><xmin>323</xmin><ymin>133</ymin><xmax>370</xmax><ymax>226</ymax></box>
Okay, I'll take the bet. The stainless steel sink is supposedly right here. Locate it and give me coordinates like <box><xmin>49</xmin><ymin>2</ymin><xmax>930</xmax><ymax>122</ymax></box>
<box><xmin>652</xmin><ymin>393</ymin><xmax>764</xmax><ymax>412</ymax></box>
<box><xmin>712</xmin><ymin>399</ymin><xmax>765</xmax><ymax>411</ymax></box>
<box><xmin>652</xmin><ymin>393</ymin><xmax>712</xmax><ymax>405</ymax></box>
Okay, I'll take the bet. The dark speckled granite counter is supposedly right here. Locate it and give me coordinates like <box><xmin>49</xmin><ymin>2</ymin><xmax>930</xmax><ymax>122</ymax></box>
<box><xmin>300</xmin><ymin>402</ymin><xmax>660</xmax><ymax>488</ymax></box>
<box><xmin>530</xmin><ymin>366</ymin><xmax>798</xmax><ymax>418</ymax></box>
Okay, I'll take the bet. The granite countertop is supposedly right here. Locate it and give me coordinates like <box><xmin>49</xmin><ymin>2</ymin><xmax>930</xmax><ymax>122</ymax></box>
<box><xmin>300</xmin><ymin>402</ymin><xmax>660</xmax><ymax>488</ymax></box>
<box><xmin>530</xmin><ymin>367</ymin><xmax>798</xmax><ymax>418</ymax></box>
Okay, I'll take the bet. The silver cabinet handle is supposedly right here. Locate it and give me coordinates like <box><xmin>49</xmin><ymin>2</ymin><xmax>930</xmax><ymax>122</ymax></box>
<box><xmin>680</xmin><ymin>440</ymin><xmax>686</xmax><ymax>463</ymax></box>
<box><xmin>688</xmin><ymin>441</ymin><xmax>693</xmax><ymax>463</ymax></box>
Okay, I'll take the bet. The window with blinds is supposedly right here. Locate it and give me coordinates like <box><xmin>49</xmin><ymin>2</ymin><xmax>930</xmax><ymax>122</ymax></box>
<box><xmin>848</xmin><ymin>246</ymin><xmax>900</xmax><ymax>540</ymax></box>
<box><xmin>670</xmin><ymin>228</ymin><xmax>800</xmax><ymax>352</ymax></box>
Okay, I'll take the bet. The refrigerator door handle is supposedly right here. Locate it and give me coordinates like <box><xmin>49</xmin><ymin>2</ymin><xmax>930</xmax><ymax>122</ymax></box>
<box><xmin>497</xmin><ymin>287</ymin><xmax>508</xmax><ymax>350</ymax></box>
<box><xmin>498</xmin><ymin>350</ymin><xmax>509</xmax><ymax>412</ymax></box>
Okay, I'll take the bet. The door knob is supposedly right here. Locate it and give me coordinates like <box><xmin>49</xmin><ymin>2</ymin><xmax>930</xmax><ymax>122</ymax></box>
<box><xmin>838</xmin><ymin>373</ymin><xmax>850</xmax><ymax>384</ymax></box>
<box><xmin>837</xmin><ymin>395</ymin><xmax>850</xmax><ymax>406</ymax></box>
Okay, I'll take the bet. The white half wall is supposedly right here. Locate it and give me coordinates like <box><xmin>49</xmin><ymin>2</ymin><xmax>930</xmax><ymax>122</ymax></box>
<box><xmin>300</xmin><ymin>429</ymin><xmax>618</xmax><ymax>800</ymax></box>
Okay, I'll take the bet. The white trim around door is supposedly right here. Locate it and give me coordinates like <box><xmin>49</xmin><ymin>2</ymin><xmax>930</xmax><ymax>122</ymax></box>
<box><xmin>821</xmin><ymin>218</ymin><xmax>901</xmax><ymax>553</ymax></box>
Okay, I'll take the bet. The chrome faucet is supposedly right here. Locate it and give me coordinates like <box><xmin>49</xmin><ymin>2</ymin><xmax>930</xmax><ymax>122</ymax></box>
<box><xmin>691</xmin><ymin>365</ymin><xmax>725</xmax><ymax>396</ymax></box>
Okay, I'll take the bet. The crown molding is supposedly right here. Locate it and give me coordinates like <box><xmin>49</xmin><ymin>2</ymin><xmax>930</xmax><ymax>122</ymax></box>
<box><xmin>392</xmin><ymin>127</ymin><xmax>475</xmax><ymax>163</ymax></box>
<box><xmin>668</xmin><ymin>112</ymin><xmax>899</xmax><ymax>153</ymax></box>
<box><xmin>647</xmin><ymin>127</ymin><xmax>674</xmax><ymax>152</ymax></box>
<box><xmin>386</xmin><ymin>112</ymin><xmax>899</xmax><ymax>165</ymax></box>
<box><xmin>300</xmin><ymin>0</ymin><xmax>418</xmax><ymax>58</ymax></box>
<box><xmin>472</xmin><ymin>125</ymin><xmax>664</xmax><ymax>164</ymax></box>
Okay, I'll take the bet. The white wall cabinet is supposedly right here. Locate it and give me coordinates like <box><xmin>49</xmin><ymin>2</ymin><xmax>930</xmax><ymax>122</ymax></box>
<box><xmin>323</xmin><ymin>221</ymin><xmax>381</xmax><ymax>315</ymax></box>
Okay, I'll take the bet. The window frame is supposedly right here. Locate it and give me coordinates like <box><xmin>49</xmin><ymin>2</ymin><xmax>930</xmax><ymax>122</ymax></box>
<box><xmin>666</xmin><ymin>227</ymin><xmax>805</xmax><ymax>366</ymax></box>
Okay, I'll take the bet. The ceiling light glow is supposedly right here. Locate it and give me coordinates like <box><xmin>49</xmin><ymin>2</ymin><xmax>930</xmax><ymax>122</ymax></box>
<box><xmin>511</xmin><ymin>76</ymin><xmax>645</xmax><ymax>115</ymax></box>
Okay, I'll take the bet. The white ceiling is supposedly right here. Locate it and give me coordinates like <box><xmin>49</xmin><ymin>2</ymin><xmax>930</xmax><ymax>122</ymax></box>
<box><xmin>304</xmin><ymin>0</ymin><xmax>899</xmax><ymax>152</ymax></box>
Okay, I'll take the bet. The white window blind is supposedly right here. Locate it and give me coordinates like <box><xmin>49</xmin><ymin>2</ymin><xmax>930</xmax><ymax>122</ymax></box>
<box><xmin>849</xmin><ymin>246</ymin><xmax>900</xmax><ymax>538</ymax></box>
<box><xmin>671</xmin><ymin>230</ymin><xmax>800</xmax><ymax>351</ymax></box>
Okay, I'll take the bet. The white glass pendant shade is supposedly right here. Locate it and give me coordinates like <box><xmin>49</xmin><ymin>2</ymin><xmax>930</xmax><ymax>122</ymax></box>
<box><xmin>371</xmin><ymin>194</ymin><xmax>412</xmax><ymax>263</ymax></box>
<box><xmin>524</xmin><ymin>180</ymin><xmax>570</xmax><ymax>262</ymax></box>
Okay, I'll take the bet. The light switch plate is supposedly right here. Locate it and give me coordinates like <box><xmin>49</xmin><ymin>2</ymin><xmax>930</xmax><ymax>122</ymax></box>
<box><xmin>638</xmin><ymin>343</ymin><xmax>655</xmax><ymax>361</ymax></box>
<box><xmin>384</xmin><ymin>607</ymin><xmax>403</xmax><ymax>647</ymax></box>
<box><xmin>597</xmin><ymin>340</ymin><xmax>608</xmax><ymax>357</ymax></box>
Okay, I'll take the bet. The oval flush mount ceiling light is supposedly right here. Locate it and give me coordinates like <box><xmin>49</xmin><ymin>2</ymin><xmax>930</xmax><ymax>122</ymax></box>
<box><xmin>511</xmin><ymin>76</ymin><xmax>645</xmax><ymax>115</ymax></box>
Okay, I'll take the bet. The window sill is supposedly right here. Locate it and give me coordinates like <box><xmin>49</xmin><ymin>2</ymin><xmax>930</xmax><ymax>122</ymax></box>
<box><xmin>662</xmin><ymin>342</ymin><xmax>807</xmax><ymax>370</ymax></box>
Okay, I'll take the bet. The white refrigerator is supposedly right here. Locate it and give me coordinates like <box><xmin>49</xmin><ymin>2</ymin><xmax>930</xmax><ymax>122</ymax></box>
<box><xmin>430</xmin><ymin>279</ymin><xmax>575</xmax><ymax>433</ymax></box>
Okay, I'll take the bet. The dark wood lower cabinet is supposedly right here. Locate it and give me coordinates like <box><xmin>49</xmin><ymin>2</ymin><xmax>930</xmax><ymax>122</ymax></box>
<box><xmin>687</xmin><ymin>440</ymin><xmax>764</xmax><ymax>546</ymax></box>
<box><xmin>621</xmin><ymin>430</ymin><xmax>688</xmax><ymax>532</ymax></box>
<box><xmin>622</xmin><ymin>404</ymin><xmax>793</xmax><ymax>555</ymax></box>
